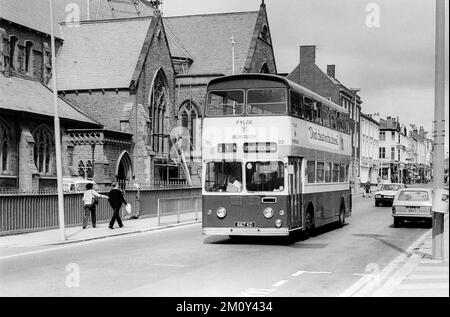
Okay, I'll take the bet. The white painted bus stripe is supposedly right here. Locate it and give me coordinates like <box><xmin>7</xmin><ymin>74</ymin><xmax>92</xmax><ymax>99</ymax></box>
<box><xmin>272</xmin><ymin>280</ymin><xmax>288</xmax><ymax>287</ymax></box>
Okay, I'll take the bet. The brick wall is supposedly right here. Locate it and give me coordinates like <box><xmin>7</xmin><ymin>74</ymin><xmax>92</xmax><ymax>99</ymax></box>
<box><xmin>0</xmin><ymin>20</ymin><xmax>62</xmax><ymax>84</ymax></box>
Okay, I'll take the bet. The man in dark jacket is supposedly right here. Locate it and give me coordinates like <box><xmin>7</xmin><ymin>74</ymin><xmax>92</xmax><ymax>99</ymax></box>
<box><xmin>108</xmin><ymin>182</ymin><xmax>127</xmax><ymax>229</ymax></box>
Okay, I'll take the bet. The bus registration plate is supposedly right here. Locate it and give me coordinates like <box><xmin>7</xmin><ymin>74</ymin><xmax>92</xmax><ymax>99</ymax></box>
<box><xmin>235</xmin><ymin>221</ymin><xmax>255</xmax><ymax>228</ymax></box>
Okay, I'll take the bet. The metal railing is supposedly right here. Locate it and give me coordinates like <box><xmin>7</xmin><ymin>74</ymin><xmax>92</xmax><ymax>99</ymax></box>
<box><xmin>0</xmin><ymin>187</ymin><xmax>201</xmax><ymax>235</ymax></box>
<box><xmin>157</xmin><ymin>196</ymin><xmax>202</xmax><ymax>226</ymax></box>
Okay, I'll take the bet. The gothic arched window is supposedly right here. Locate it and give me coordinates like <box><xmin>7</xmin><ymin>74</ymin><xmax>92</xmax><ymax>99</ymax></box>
<box><xmin>149</xmin><ymin>69</ymin><xmax>170</xmax><ymax>154</ymax></box>
<box><xmin>24</xmin><ymin>40</ymin><xmax>34</xmax><ymax>74</ymax></box>
<box><xmin>260</xmin><ymin>62</ymin><xmax>270</xmax><ymax>74</ymax></box>
<box><xmin>33</xmin><ymin>125</ymin><xmax>54</xmax><ymax>175</ymax></box>
<box><xmin>178</xmin><ymin>100</ymin><xmax>199</xmax><ymax>154</ymax></box>
<box><xmin>0</xmin><ymin>120</ymin><xmax>11</xmax><ymax>173</ymax></box>
<box><xmin>78</xmin><ymin>161</ymin><xmax>85</xmax><ymax>178</ymax></box>
<box><xmin>86</xmin><ymin>160</ymin><xmax>94</xmax><ymax>179</ymax></box>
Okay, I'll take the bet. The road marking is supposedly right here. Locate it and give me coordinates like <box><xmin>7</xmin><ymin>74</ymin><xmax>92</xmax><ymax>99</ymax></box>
<box><xmin>292</xmin><ymin>270</ymin><xmax>332</xmax><ymax>277</ymax></box>
<box><xmin>0</xmin><ymin>224</ymin><xmax>198</xmax><ymax>261</ymax></box>
<box><xmin>397</xmin><ymin>283</ymin><xmax>450</xmax><ymax>290</ymax></box>
<box><xmin>415</xmin><ymin>266</ymin><xmax>449</xmax><ymax>272</ymax></box>
<box><xmin>339</xmin><ymin>275</ymin><xmax>375</xmax><ymax>297</ymax></box>
<box><xmin>272</xmin><ymin>280</ymin><xmax>288</xmax><ymax>287</ymax></box>
<box><xmin>149</xmin><ymin>264</ymin><xmax>190</xmax><ymax>268</ymax></box>
<box><xmin>407</xmin><ymin>274</ymin><xmax>449</xmax><ymax>280</ymax></box>
<box><xmin>339</xmin><ymin>224</ymin><xmax>435</xmax><ymax>297</ymax></box>
<box><xmin>292</xmin><ymin>271</ymin><xmax>305</xmax><ymax>277</ymax></box>
<box><xmin>240</xmin><ymin>288</ymin><xmax>275</xmax><ymax>297</ymax></box>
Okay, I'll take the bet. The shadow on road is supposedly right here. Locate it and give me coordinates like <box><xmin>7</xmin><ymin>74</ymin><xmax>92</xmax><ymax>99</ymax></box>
<box><xmin>203</xmin><ymin>222</ymin><xmax>348</xmax><ymax>246</ymax></box>
<box><xmin>353</xmin><ymin>233</ymin><xmax>408</xmax><ymax>255</ymax></box>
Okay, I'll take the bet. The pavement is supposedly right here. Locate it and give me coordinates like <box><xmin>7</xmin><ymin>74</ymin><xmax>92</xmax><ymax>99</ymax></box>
<box><xmin>346</xmin><ymin>214</ymin><xmax>449</xmax><ymax>297</ymax></box>
<box><xmin>1</xmin><ymin>189</ymin><xmax>365</xmax><ymax>249</ymax></box>
<box><xmin>0</xmin><ymin>211</ymin><xmax>201</xmax><ymax>248</ymax></box>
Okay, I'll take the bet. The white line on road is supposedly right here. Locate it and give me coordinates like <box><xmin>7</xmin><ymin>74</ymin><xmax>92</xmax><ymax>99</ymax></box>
<box><xmin>292</xmin><ymin>271</ymin><xmax>305</xmax><ymax>277</ymax></box>
<box><xmin>397</xmin><ymin>283</ymin><xmax>450</xmax><ymax>290</ymax></box>
<box><xmin>0</xmin><ymin>224</ymin><xmax>197</xmax><ymax>261</ymax></box>
<box><xmin>339</xmin><ymin>275</ymin><xmax>375</xmax><ymax>297</ymax></box>
<box><xmin>272</xmin><ymin>280</ymin><xmax>288</xmax><ymax>287</ymax></box>
<box><xmin>407</xmin><ymin>274</ymin><xmax>449</xmax><ymax>280</ymax></box>
<box><xmin>414</xmin><ymin>267</ymin><xmax>449</xmax><ymax>272</ymax></box>
<box><xmin>291</xmin><ymin>271</ymin><xmax>332</xmax><ymax>277</ymax></box>
<box><xmin>339</xmin><ymin>224</ymin><xmax>435</xmax><ymax>297</ymax></box>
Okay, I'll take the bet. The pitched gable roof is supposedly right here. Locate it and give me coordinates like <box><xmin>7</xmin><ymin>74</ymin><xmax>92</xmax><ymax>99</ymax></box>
<box><xmin>56</xmin><ymin>17</ymin><xmax>152</xmax><ymax>91</ymax></box>
<box><xmin>0</xmin><ymin>75</ymin><xmax>100</xmax><ymax>127</ymax></box>
<box><xmin>0</xmin><ymin>0</ymin><xmax>69</xmax><ymax>38</ymax></box>
<box><xmin>164</xmin><ymin>11</ymin><xmax>260</xmax><ymax>75</ymax></box>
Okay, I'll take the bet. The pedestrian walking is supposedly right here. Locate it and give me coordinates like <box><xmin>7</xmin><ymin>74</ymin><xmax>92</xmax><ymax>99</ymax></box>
<box><xmin>363</xmin><ymin>181</ymin><xmax>371</xmax><ymax>198</ymax></box>
<box><xmin>108</xmin><ymin>182</ymin><xmax>128</xmax><ymax>229</ymax></box>
<box><xmin>82</xmin><ymin>183</ymin><xmax>108</xmax><ymax>229</ymax></box>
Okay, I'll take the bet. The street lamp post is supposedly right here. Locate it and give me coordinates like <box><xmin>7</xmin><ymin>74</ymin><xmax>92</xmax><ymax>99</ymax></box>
<box><xmin>431</xmin><ymin>0</ymin><xmax>446</xmax><ymax>260</ymax></box>
<box><xmin>49</xmin><ymin>0</ymin><xmax>66</xmax><ymax>241</ymax></box>
<box><xmin>350</xmin><ymin>88</ymin><xmax>361</xmax><ymax>194</ymax></box>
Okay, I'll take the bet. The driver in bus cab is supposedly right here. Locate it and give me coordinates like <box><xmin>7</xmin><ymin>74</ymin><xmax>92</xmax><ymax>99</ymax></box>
<box><xmin>226</xmin><ymin>175</ymin><xmax>242</xmax><ymax>192</ymax></box>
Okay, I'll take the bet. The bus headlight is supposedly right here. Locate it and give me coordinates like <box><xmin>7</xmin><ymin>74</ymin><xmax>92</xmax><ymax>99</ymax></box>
<box><xmin>275</xmin><ymin>219</ymin><xmax>282</xmax><ymax>228</ymax></box>
<box><xmin>279</xmin><ymin>210</ymin><xmax>285</xmax><ymax>216</ymax></box>
<box><xmin>216</xmin><ymin>207</ymin><xmax>227</xmax><ymax>219</ymax></box>
<box><xmin>263</xmin><ymin>207</ymin><xmax>274</xmax><ymax>219</ymax></box>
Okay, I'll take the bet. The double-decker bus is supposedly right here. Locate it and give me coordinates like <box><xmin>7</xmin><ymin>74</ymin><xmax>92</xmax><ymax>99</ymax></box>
<box><xmin>201</xmin><ymin>74</ymin><xmax>352</xmax><ymax>238</ymax></box>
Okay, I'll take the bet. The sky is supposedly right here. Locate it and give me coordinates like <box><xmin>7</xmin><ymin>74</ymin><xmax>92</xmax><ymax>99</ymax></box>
<box><xmin>162</xmin><ymin>0</ymin><xmax>449</xmax><ymax>156</ymax></box>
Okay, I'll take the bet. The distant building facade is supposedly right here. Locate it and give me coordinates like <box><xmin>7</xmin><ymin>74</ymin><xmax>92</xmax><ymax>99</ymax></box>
<box><xmin>360</xmin><ymin>113</ymin><xmax>380</xmax><ymax>184</ymax></box>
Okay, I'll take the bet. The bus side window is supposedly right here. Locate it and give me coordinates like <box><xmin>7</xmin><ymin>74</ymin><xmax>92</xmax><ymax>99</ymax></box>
<box><xmin>330</xmin><ymin>110</ymin><xmax>337</xmax><ymax>129</ymax></box>
<box><xmin>315</xmin><ymin>102</ymin><xmax>323</xmax><ymax>124</ymax></box>
<box><xmin>290</xmin><ymin>90</ymin><xmax>303</xmax><ymax>117</ymax></box>
<box><xmin>306</xmin><ymin>161</ymin><xmax>316</xmax><ymax>183</ymax></box>
<box><xmin>322</xmin><ymin>106</ymin><xmax>330</xmax><ymax>127</ymax></box>
<box><xmin>303</xmin><ymin>97</ymin><xmax>313</xmax><ymax>121</ymax></box>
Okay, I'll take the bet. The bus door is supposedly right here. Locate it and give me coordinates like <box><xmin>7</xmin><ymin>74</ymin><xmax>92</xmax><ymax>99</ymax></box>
<box><xmin>288</xmin><ymin>157</ymin><xmax>303</xmax><ymax>229</ymax></box>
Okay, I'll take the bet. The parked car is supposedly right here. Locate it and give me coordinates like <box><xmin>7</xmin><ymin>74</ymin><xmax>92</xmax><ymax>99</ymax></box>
<box><xmin>374</xmin><ymin>183</ymin><xmax>406</xmax><ymax>206</ymax></box>
<box><xmin>392</xmin><ymin>188</ymin><xmax>433</xmax><ymax>228</ymax></box>
<box><xmin>63</xmin><ymin>178</ymin><xmax>98</xmax><ymax>192</ymax></box>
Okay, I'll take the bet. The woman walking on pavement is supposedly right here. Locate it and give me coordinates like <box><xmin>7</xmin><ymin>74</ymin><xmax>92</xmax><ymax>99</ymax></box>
<box><xmin>82</xmin><ymin>183</ymin><xmax>108</xmax><ymax>229</ymax></box>
<box><xmin>108</xmin><ymin>182</ymin><xmax>127</xmax><ymax>229</ymax></box>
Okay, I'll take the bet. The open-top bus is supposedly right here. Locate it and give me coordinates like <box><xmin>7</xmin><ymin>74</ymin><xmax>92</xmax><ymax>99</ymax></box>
<box><xmin>201</xmin><ymin>74</ymin><xmax>352</xmax><ymax>238</ymax></box>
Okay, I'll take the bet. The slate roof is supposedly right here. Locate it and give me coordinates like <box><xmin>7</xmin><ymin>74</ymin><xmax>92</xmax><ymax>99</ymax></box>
<box><xmin>56</xmin><ymin>17</ymin><xmax>152</xmax><ymax>91</ymax></box>
<box><xmin>164</xmin><ymin>11</ymin><xmax>260</xmax><ymax>75</ymax></box>
<box><xmin>0</xmin><ymin>75</ymin><xmax>100</xmax><ymax>126</ymax></box>
<box><xmin>0</xmin><ymin>0</ymin><xmax>153</xmax><ymax>39</ymax></box>
<box><xmin>0</xmin><ymin>0</ymin><xmax>77</xmax><ymax>39</ymax></box>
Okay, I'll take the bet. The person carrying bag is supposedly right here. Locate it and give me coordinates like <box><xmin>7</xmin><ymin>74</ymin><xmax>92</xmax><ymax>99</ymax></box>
<box><xmin>108</xmin><ymin>182</ymin><xmax>128</xmax><ymax>229</ymax></box>
<box><xmin>82</xmin><ymin>183</ymin><xmax>108</xmax><ymax>229</ymax></box>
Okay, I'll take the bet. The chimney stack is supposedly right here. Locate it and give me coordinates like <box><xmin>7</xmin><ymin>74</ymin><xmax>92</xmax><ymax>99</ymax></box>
<box><xmin>327</xmin><ymin>65</ymin><xmax>336</xmax><ymax>78</ymax></box>
<box><xmin>300</xmin><ymin>45</ymin><xmax>316</xmax><ymax>65</ymax></box>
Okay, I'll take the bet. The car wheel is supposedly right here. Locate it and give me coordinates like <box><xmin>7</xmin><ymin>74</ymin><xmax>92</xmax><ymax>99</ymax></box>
<box><xmin>394</xmin><ymin>218</ymin><xmax>402</xmax><ymax>228</ymax></box>
<box><xmin>375</xmin><ymin>201</ymin><xmax>379</xmax><ymax>207</ymax></box>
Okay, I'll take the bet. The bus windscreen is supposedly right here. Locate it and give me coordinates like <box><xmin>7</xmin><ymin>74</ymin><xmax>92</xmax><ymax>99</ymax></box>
<box><xmin>246</xmin><ymin>161</ymin><xmax>285</xmax><ymax>192</ymax></box>
<box><xmin>206</xmin><ymin>90</ymin><xmax>244</xmax><ymax>116</ymax></box>
<box><xmin>247</xmin><ymin>88</ymin><xmax>287</xmax><ymax>115</ymax></box>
